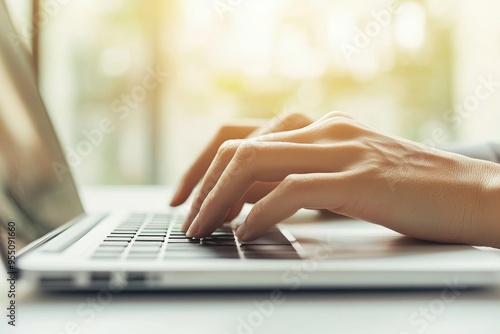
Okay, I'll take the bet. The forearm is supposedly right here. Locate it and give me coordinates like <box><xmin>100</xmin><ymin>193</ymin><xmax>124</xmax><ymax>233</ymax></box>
<box><xmin>437</xmin><ymin>142</ymin><xmax>500</xmax><ymax>247</ymax></box>
<box><xmin>440</xmin><ymin>142</ymin><xmax>500</xmax><ymax>164</ymax></box>
<box><xmin>477</xmin><ymin>161</ymin><xmax>500</xmax><ymax>248</ymax></box>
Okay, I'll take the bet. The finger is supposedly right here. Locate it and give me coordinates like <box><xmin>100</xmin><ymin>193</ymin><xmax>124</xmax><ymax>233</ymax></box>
<box><xmin>170</xmin><ymin>125</ymin><xmax>257</xmax><ymax>206</ymax></box>
<box><xmin>172</xmin><ymin>113</ymin><xmax>310</xmax><ymax>206</ymax></box>
<box><xmin>186</xmin><ymin>182</ymin><xmax>279</xmax><ymax>227</ymax></box>
<box><xmin>236</xmin><ymin>173</ymin><xmax>350</xmax><ymax>241</ymax></box>
<box><xmin>224</xmin><ymin>200</ymin><xmax>245</xmax><ymax>222</ymax></box>
<box><xmin>183</xmin><ymin>113</ymin><xmax>310</xmax><ymax>208</ymax></box>
<box><xmin>219</xmin><ymin>182</ymin><xmax>279</xmax><ymax>222</ymax></box>
<box><xmin>242</xmin><ymin>181</ymin><xmax>280</xmax><ymax>204</ymax></box>
<box><xmin>249</xmin><ymin>112</ymin><xmax>312</xmax><ymax>138</ymax></box>
<box><xmin>223</xmin><ymin>182</ymin><xmax>279</xmax><ymax>222</ymax></box>
<box><xmin>182</xmin><ymin>141</ymin><xmax>281</xmax><ymax>230</ymax></box>
<box><xmin>181</xmin><ymin>139</ymin><xmax>242</xmax><ymax>231</ymax></box>
<box><xmin>187</xmin><ymin>142</ymin><xmax>355</xmax><ymax>238</ymax></box>
<box><xmin>183</xmin><ymin>113</ymin><xmax>365</xmax><ymax>233</ymax></box>
<box><xmin>173</xmin><ymin>112</ymin><xmax>337</xmax><ymax>206</ymax></box>
<box><xmin>224</xmin><ymin>182</ymin><xmax>279</xmax><ymax>222</ymax></box>
<box><xmin>253</xmin><ymin>112</ymin><xmax>358</xmax><ymax>145</ymax></box>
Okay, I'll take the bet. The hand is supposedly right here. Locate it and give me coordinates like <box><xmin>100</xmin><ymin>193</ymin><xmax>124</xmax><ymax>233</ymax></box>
<box><xmin>170</xmin><ymin>113</ymin><xmax>313</xmax><ymax>222</ymax></box>
<box><xmin>182</xmin><ymin>111</ymin><xmax>500</xmax><ymax>248</ymax></box>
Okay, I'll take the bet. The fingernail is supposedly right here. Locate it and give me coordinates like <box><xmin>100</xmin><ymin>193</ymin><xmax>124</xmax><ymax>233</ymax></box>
<box><xmin>236</xmin><ymin>223</ymin><xmax>247</xmax><ymax>240</ymax></box>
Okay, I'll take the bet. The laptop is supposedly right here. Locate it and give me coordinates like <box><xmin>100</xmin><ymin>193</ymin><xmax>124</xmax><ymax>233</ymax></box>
<box><xmin>1</xmin><ymin>1</ymin><xmax>499</xmax><ymax>291</ymax></box>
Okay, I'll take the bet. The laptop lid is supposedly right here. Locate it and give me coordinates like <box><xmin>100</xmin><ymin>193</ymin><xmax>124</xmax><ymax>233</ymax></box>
<box><xmin>0</xmin><ymin>0</ymin><xmax>84</xmax><ymax>266</ymax></box>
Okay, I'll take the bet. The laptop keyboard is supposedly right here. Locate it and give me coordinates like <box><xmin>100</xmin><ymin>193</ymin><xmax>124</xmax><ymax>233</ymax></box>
<box><xmin>91</xmin><ymin>213</ymin><xmax>300</xmax><ymax>261</ymax></box>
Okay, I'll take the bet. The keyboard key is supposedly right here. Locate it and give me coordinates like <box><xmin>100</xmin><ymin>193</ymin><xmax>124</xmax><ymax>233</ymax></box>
<box><xmin>131</xmin><ymin>242</ymin><xmax>162</xmax><ymax>247</ymax></box>
<box><xmin>244</xmin><ymin>252</ymin><xmax>300</xmax><ymax>259</ymax></box>
<box><xmin>129</xmin><ymin>248</ymin><xmax>160</xmax><ymax>253</ymax></box>
<box><xmin>135</xmin><ymin>237</ymin><xmax>165</xmax><ymax>241</ymax></box>
<box><xmin>105</xmin><ymin>238</ymin><xmax>132</xmax><ymax>242</ymax></box>
<box><xmin>166</xmin><ymin>243</ymin><xmax>203</xmax><ymax>249</ymax></box>
<box><xmin>167</xmin><ymin>244</ymin><xmax>238</xmax><ymax>255</ymax></box>
<box><xmin>101</xmin><ymin>241</ymin><xmax>129</xmax><ymax>246</ymax></box>
<box><xmin>163</xmin><ymin>249</ymin><xmax>239</xmax><ymax>260</ymax></box>
<box><xmin>200</xmin><ymin>240</ymin><xmax>236</xmax><ymax>246</ymax></box>
<box><xmin>90</xmin><ymin>212</ymin><xmax>293</xmax><ymax>262</ymax></box>
<box><xmin>167</xmin><ymin>239</ymin><xmax>194</xmax><ymax>243</ymax></box>
<box><xmin>127</xmin><ymin>254</ymin><xmax>158</xmax><ymax>260</ymax></box>
<box><xmin>127</xmin><ymin>256</ymin><xmax>156</xmax><ymax>261</ymax></box>
<box><xmin>102</xmin><ymin>239</ymin><xmax>130</xmax><ymax>242</ymax></box>
<box><xmin>94</xmin><ymin>249</ymin><xmax>124</xmax><ymax>254</ymax></box>
<box><xmin>209</xmin><ymin>232</ymin><xmax>234</xmax><ymax>237</ymax></box>
<box><xmin>163</xmin><ymin>251</ymin><xmax>238</xmax><ymax>259</ymax></box>
<box><xmin>239</xmin><ymin>230</ymin><xmax>291</xmax><ymax>245</ymax></box>
<box><xmin>132</xmin><ymin>241</ymin><xmax>163</xmax><ymax>246</ymax></box>
<box><xmin>96</xmin><ymin>245</ymin><xmax>127</xmax><ymax>251</ymax></box>
<box><xmin>240</xmin><ymin>245</ymin><xmax>296</xmax><ymax>252</ymax></box>
<box><xmin>91</xmin><ymin>254</ymin><xmax>121</xmax><ymax>260</ymax></box>
<box><xmin>129</xmin><ymin>247</ymin><xmax>161</xmax><ymax>252</ymax></box>
<box><xmin>203</xmin><ymin>236</ymin><xmax>235</xmax><ymax>241</ymax></box>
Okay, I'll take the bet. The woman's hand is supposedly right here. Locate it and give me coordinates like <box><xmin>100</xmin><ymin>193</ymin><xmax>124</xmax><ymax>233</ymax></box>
<box><xmin>177</xmin><ymin>111</ymin><xmax>500</xmax><ymax>248</ymax></box>
<box><xmin>170</xmin><ymin>113</ymin><xmax>313</xmax><ymax>221</ymax></box>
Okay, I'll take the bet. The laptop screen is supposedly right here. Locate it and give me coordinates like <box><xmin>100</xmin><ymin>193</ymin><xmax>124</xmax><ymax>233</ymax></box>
<box><xmin>0</xmin><ymin>1</ymin><xmax>84</xmax><ymax>258</ymax></box>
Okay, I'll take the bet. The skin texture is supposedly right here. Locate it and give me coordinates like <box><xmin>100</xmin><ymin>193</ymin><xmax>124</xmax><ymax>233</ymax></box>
<box><xmin>171</xmin><ymin>112</ymin><xmax>500</xmax><ymax>248</ymax></box>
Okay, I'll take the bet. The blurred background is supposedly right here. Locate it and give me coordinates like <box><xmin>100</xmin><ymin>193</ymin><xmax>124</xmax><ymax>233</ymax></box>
<box><xmin>4</xmin><ymin>0</ymin><xmax>500</xmax><ymax>187</ymax></box>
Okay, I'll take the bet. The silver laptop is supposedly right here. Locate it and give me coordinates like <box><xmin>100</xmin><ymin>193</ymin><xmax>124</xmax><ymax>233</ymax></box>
<box><xmin>1</xmin><ymin>1</ymin><xmax>499</xmax><ymax>291</ymax></box>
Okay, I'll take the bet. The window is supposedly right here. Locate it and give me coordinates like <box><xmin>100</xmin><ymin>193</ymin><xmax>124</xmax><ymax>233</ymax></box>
<box><xmin>8</xmin><ymin>0</ymin><xmax>500</xmax><ymax>186</ymax></box>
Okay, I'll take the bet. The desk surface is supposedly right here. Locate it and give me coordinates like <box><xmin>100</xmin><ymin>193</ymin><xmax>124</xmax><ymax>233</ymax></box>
<box><xmin>2</xmin><ymin>186</ymin><xmax>500</xmax><ymax>334</ymax></box>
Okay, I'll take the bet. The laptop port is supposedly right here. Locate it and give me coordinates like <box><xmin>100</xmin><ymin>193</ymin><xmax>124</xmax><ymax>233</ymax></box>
<box><xmin>40</xmin><ymin>275</ymin><xmax>74</xmax><ymax>288</ymax></box>
<box><xmin>91</xmin><ymin>272</ymin><xmax>111</xmax><ymax>283</ymax></box>
<box><xmin>127</xmin><ymin>272</ymin><xmax>146</xmax><ymax>283</ymax></box>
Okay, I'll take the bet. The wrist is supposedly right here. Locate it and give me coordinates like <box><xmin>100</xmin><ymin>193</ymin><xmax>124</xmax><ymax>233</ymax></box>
<box><xmin>476</xmin><ymin>161</ymin><xmax>500</xmax><ymax>248</ymax></box>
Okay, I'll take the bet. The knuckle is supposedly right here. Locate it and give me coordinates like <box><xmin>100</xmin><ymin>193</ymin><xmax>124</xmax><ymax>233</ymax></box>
<box><xmin>281</xmin><ymin>174</ymin><xmax>306</xmax><ymax>193</ymax></box>
<box><xmin>322</xmin><ymin>117</ymin><xmax>359</xmax><ymax>137</ymax></box>
<box><xmin>271</xmin><ymin>112</ymin><xmax>308</xmax><ymax>132</ymax></box>
<box><xmin>233</xmin><ymin>140</ymin><xmax>258</xmax><ymax>164</ymax></box>
<box><xmin>281</xmin><ymin>112</ymin><xmax>309</xmax><ymax>126</ymax></box>
<box><xmin>192</xmin><ymin>193</ymin><xmax>204</xmax><ymax>210</ymax></box>
<box><xmin>198</xmin><ymin>173</ymin><xmax>220</xmax><ymax>200</ymax></box>
<box><xmin>217</xmin><ymin>139</ymin><xmax>241</xmax><ymax>158</ymax></box>
<box><xmin>324</xmin><ymin>110</ymin><xmax>351</xmax><ymax>120</ymax></box>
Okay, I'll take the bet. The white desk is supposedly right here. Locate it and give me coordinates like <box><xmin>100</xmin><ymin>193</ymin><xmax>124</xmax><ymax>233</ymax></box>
<box><xmin>2</xmin><ymin>187</ymin><xmax>500</xmax><ymax>334</ymax></box>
